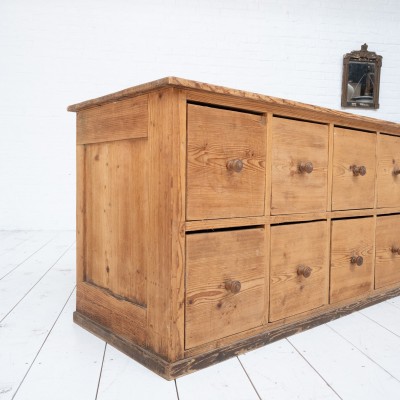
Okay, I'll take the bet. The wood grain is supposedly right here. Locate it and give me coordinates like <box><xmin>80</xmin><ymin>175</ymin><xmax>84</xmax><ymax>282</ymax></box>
<box><xmin>185</xmin><ymin>216</ymin><xmax>267</xmax><ymax>231</ymax></box>
<box><xmin>77</xmin><ymin>95</ymin><xmax>148</xmax><ymax>144</ymax></box>
<box><xmin>71</xmin><ymin>77</ymin><xmax>400</xmax><ymax>380</ymax></box>
<box><xmin>76</xmin><ymin>282</ymin><xmax>146</xmax><ymax>345</ymax></box>
<box><xmin>186</xmin><ymin>104</ymin><xmax>266</xmax><ymax>220</ymax></box>
<box><xmin>146</xmin><ymin>88</ymin><xmax>185</xmax><ymax>361</ymax></box>
<box><xmin>84</xmin><ymin>140</ymin><xmax>148</xmax><ymax>306</ymax></box>
<box><xmin>184</xmin><ymin>279</ymin><xmax>400</xmax><ymax>358</ymax></box>
<box><xmin>271</xmin><ymin>118</ymin><xmax>329</xmax><ymax>214</ymax></box>
<box><xmin>326</xmin><ymin>123</ymin><xmax>334</xmax><ymax>211</ymax></box>
<box><xmin>332</xmin><ymin>127</ymin><xmax>377</xmax><ymax>210</ymax></box>
<box><xmin>185</xmin><ymin>228</ymin><xmax>266</xmax><ymax>349</ymax></box>
<box><xmin>375</xmin><ymin>214</ymin><xmax>400</xmax><ymax>288</ymax></box>
<box><xmin>74</xmin><ymin>286</ymin><xmax>400</xmax><ymax>380</ymax></box>
<box><xmin>377</xmin><ymin>133</ymin><xmax>400</xmax><ymax>208</ymax></box>
<box><xmin>68</xmin><ymin>77</ymin><xmax>400</xmax><ymax>136</ymax></box>
<box><xmin>76</xmin><ymin>145</ymin><xmax>86</xmax><ymax>283</ymax></box>
<box><xmin>269</xmin><ymin>221</ymin><xmax>328</xmax><ymax>322</ymax></box>
<box><xmin>330</xmin><ymin>217</ymin><xmax>375</xmax><ymax>303</ymax></box>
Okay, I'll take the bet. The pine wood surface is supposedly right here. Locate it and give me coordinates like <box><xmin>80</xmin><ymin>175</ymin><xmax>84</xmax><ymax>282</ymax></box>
<box><xmin>84</xmin><ymin>140</ymin><xmax>148</xmax><ymax>306</ymax></box>
<box><xmin>377</xmin><ymin>133</ymin><xmax>400</xmax><ymax>208</ymax></box>
<box><xmin>330</xmin><ymin>217</ymin><xmax>375</xmax><ymax>303</ymax></box>
<box><xmin>68</xmin><ymin>78</ymin><xmax>400</xmax><ymax>380</ymax></box>
<box><xmin>76</xmin><ymin>95</ymin><xmax>148</xmax><ymax>145</ymax></box>
<box><xmin>74</xmin><ymin>284</ymin><xmax>400</xmax><ymax>380</ymax></box>
<box><xmin>375</xmin><ymin>214</ymin><xmax>400</xmax><ymax>289</ymax></box>
<box><xmin>186</xmin><ymin>104</ymin><xmax>266</xmax><ymax>220</ymax></box>
<box><xmin>332</xmin><ymin>127</ymin><xmax>377</xmax><ymax>211</ymax></box>
<box><xmin>76</xmin><ymin>282</ymin><xmax>146</xmax><ymax>346</ymax></box>
<box><xmin>271</xmin><ymin>117</ymin><xmax>329</xmax><ymax>214</ymax></box>
<box><xmin>145</xmin><ymin>88</ymin><xmax>185</xmax><ymax>361</ymax></box>
<box><xmin>3</xmin><ymin>231</ymin><xmax>400</xmax><ymax>398</ymax></box>
<box><xmin>269</xmin><ymin>221</ymin><xmax>328</xmax><ymax>321</ymax></box>
<box><xmin>67</xmin><ymin>77</ymin><xmax>400</xmax><ymax>136</ymax></box>
<box><xmin>185</xmin><ymin>228</ymin><xmax>266</xmax><ymax>348</ymax></box>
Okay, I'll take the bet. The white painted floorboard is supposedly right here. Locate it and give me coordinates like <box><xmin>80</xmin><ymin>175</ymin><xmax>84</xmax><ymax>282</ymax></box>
<box><xmin>0</xmin><ymin>231</ymin><xmax>56</xmax><ymax>279</ymax></box>
<box><xmin>327</xmin><ymin>311</ymin><xmax>400</xmax><ymax>380</ymax></box>
<box><xmin>0</xmin><ymin>237</ymin><xmax>76</xmax><ymax>399</ymax></box>
<box><xmin>360</xmin><ymin>302</ymin><xmax>400</xmax><ymax>336</ymax></box>
<box><xmin>97</xmin><ymin>345</ymin><xmax>178</xmax><ymax>400</ymax></box>
<box><xmin>0</xmin><ymin>231</ymin><xmax>75</xmax><ymax>320</ymax></box>
<box><xmin>0</xmin><ymin>231</ymin><xmax>35</xmax><ymax>256</ymax></box>
<box><xmin>176</xmin><ymin>358</ymin><xmax>259</xmax><ymax>400</ymax></box>
<box><xmin>1</xmin><ymin>231</ymin><xmax>400</xmax><ymax>400</ymax></box>
<box><xmin>239</xmin><ymin>339</ymin><xmax>339</xmax><ymax>400</ymax></box>
<box><xmin>13</xmin><ymin>291</ymin><xmax>105</xmax><ymax>400</ymax></box>
<box><xmin>288</xmin><ymin>323</ymin><xmax>400</xmax><ymax>400</ymax></box>
<box><xmin>387</xmin><ymin>296</ymin><xmax>400</xmax><ymax>310</ymax></box>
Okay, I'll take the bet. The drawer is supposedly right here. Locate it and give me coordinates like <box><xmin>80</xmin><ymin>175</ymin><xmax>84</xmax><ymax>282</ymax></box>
<box><xmin>377</xmin><ymin>134</ymin><xmax>400</xmax><ymax>208</ymax></box>
<box><xmin>186</xmin><ymin>104</ymin><xmax>266</xmax><ymax>220</ymax></box>
<box><xmin>332</xmin><ymin>128</ymin><xmax>376</xmax><ymax>210</ymax></box>
<box><xmin>270</xmin><ymin>221</ymin><xmax>328</xmax><ymax>322</ymax></box>
<box><xmin>375</xmin><ymin>215</ymin><xmax>400</xmax><ymax>288</ymax></box>
<box><xmin>271</xmin><ymin>118</ymin><xmax>329</xmax><ymax>214</ymax></box>
<box><xmin>330</xmin><ymin>217</ymin><xmax>374</xmax><ymax>303</ymax></box>
<box><xmin>185</xmin><ymin>228</ymin><xmax>266</xmax><ymax>349</ymax></box>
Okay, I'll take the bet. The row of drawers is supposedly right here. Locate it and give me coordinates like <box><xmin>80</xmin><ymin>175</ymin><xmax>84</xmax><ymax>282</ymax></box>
<box><xmin>185</xmin><ymin>214</ymin><xmax>400</xmax><ymax>349</ymax></box>
<box><xmin>187</xmin><ymin>104</ymin><xmax>400</xmax><ymax>219</ymax></box>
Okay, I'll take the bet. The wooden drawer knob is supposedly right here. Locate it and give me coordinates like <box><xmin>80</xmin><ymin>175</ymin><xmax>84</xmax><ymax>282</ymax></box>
<box><xmin>298</xmin><ymin>161</ymin><xmax>314</xmax><ymax>174</ymax></box>
<box><xmin>225</xmin><ymin>280</ymin><xmax>241</xmax><ymax>294</ymax></box>
<box><xmin>226</xmin><ymin>159</ymin><xmax>244</xmax><ymax>173</ymax></box>
<box><xmin>350</xmin><ymin>165</ymin><xmax>367</xmax><ymax>176</ymax></box>
<box><xmin>297</xmin><ymin>265</ymin><xmax>312</xmax><ymax>278</ymax></box>
<box><xmin>393</xmin><ymin>167</ymin><xmax>400</xmax><ymax>176</ymax></box>
<box><xmin>391</xmin><ymin>247</ymin><xmax>400</xmax><ymax>255</ymax></box>
<box><xmin>350</xmin><ymin>255</ymin><xmax>364</xmax><ymax>266</ymax></box>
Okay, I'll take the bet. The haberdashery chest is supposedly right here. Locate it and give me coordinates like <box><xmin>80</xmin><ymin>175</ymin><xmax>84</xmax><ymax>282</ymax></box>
<box><xmin>68</xmin><ymin>77</ymin><xmax>400</xmax><ymax>379</ymax></box>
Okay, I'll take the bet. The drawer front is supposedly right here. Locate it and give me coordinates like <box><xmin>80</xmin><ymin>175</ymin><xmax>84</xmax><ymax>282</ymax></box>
<box><xmin>270</xmin><ymin>221</ymin><xmax>328</xmax><ymax>322</ymax></box>
<box><xmin>330</xmin><ymin>218</ymin><xmax>374</xmax><ymax>303</ymax></box>
<box><xmin>375</xmin><ymin>215</ymin><xmax>400</xmax><ymax>288</ymax></box>
<box><xmin>271</xmin><ymin>118</ymin><xmax>329</xmax><ymax>215</ymax></box>
<box><xmin>186</xmin><ymin>104</ymin><xmax>266</xmax><ymax>220</ymax></box>
<box><xmin>332</xmin><ymin>128</ymin><xmax>376</xmax><ymax>210</ymax></box>
<box><xmin>377</xmin><ymin>134</ymin><xmax>400</xmax><ymax>208</ymax></box>
<box><xmin>185</xmin><ymin>228</ymin><xmax>266</xmax><ymax>349</ymax></box>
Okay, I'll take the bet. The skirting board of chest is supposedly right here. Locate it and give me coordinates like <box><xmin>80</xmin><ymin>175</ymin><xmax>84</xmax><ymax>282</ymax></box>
<box><xmin>68</xmin><ymin>77</ymin><xmax>400</xmax><ymax>380</ymax></box>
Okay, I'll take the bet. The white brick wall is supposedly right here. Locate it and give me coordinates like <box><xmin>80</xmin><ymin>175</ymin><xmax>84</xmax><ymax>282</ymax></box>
<box><xmin>1</xmin><ymin>0</ymin><xmax>399</xmax><ymax>229</ymax></box>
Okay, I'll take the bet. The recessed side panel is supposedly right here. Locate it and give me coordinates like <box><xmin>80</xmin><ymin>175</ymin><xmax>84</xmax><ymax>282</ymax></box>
<box><xmin>84</xmin><ymin>139</ymin><xmax>149</xmax><ymax>306</ymax></box>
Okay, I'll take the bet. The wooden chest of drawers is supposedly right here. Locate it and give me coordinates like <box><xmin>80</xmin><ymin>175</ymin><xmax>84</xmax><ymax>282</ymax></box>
<box><xmin>68</xmin><ymin>77</ymin><xmax>400</xmax><ymax>379</ymax></box>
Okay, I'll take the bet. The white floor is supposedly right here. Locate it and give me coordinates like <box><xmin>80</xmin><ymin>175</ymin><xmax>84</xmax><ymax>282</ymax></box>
<box><xmin>1</xmin><ymin>231</ymin><xmax>400</xmax><ymax>400</ymax></box>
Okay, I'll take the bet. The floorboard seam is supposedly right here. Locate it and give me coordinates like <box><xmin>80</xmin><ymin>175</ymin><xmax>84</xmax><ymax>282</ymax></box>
<box><xmin>174</xmin><ymin>379</ymin><xmax>180</xmax><ymax>400</ymax></box>
<box><xmin>94</xmin><ymin>343</ymin><xmax>107</xmax><ymax>400</ymax></box>
<box><xmin>286</xmin><ymin>338</ymin><xmax>343</xmax><ymax>400</ymax></box>
<box><xmin>11</xmin><ymin>286</ymin><xmax>76</xmax><ymax>400</ymax></box>
<box><xmin>237</xmin><ymin>356</ymin><xmax>262</xmax><ymax>400</ymax></box>
<box><xmin>326</xmin><ymin>323</ymin><xmax>400</xmax><ymax>383</ymax></box>
<box><xmin>0</xmin><ymin>240</ymin><xmax>75</xmax><ymax>323</ymax></box>
<box><xmin>358</xmin><ymin>310</ymin><xmax>400</xmax><ymax>338</ymax></box>
<box><xmin>0</xmin><ymin>234</ymin><xmax>57</xmax><ymax>281</ymax></box>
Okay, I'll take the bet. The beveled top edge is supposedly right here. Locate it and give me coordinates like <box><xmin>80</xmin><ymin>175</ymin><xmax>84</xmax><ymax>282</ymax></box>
<box><xmin>67</xmin><ymin>76</ymin><xmax>400</xmax><ymax>132</ymax></box>
<box><xmin>67</xmin><ymin>76</ymin><xmax>173</xmax><ymax>112</ymax></box>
